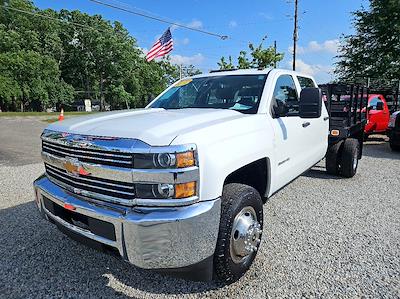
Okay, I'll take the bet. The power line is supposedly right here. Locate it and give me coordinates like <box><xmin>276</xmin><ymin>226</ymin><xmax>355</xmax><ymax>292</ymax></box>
<box><xmin>1</xmin><ymin>5</ymin><xmax>106</xmax><ymax>32</ymax></box>
<box><xmin>87</xmin><ymin>0</ymin><xmax>229</xmax><ymax>40</ymax></box>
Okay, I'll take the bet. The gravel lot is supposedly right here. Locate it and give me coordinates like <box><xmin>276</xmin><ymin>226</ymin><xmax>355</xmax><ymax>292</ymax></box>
<box><xmin>0</xmin><ymin>119</ymin><xmax>399</xmax><ymax>298</ymax></box>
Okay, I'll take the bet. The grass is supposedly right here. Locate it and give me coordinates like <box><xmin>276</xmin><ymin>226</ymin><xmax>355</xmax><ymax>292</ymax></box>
<box><xmin>42</xmin><ymin>118</ymin><xmax>62</xmax><ymax>123</ymax></box>
<box><xmin>0</xmin><ymin>111</ymin><xmax>97</xmax><ymax>117</ymax></box>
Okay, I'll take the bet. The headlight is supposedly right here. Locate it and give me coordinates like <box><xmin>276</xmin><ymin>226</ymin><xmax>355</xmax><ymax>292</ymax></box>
<box><xmin>136</xmin><ymin>182</ymin><xmax>196</xmax><ymax>199</ymax></box>
<box><xmin>134</xmin><ymin>150</ymin><xmax>196</xmax><ymax>169</ymax></box>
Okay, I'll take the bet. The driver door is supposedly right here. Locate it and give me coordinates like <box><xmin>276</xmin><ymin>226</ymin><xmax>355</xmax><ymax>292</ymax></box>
<box><xmin>269</xmin><ymin>74</ymin><xmax>306</xmax><ymax>189</ymax></box>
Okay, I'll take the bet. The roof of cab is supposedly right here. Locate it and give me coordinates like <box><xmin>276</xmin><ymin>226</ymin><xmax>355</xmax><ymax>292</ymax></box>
<box><xmin>188</xmin><ymin>68</ymin><xmax>314</xmax><ymax>79</ymax></box>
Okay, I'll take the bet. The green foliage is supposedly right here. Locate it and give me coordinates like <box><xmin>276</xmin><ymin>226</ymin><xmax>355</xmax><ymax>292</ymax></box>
<box><xmin>335</xmin><ymin>0</ymin><xmax>400</xmax><ymax>83</ymax></box>
<box><xmin>217</xmin><ymin>56</ymin><xmax>235</xmax><ymax>70</ymax></box>
<box><xmin>0</xmin><ymin>0</ymin><xmax>201</xmax><ymax>111</ymax></box>
<box><xmin>218</xmin><ymin>39</ymin><xmax>284</xmax><ymax>70</ymax></box>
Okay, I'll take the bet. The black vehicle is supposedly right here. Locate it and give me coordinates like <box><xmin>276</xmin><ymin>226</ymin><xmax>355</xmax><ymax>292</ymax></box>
<box><xmin>320</xmin><ymin>83</ymin><xmax>368</xmax><ymax>177</ymax></box>
<box><xmin>388</xmin><ymin>111</ymin><xmax>400</xmax><ymax>151</ymax></box>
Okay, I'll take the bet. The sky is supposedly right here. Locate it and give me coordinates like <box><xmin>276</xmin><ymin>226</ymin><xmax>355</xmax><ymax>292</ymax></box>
<box><xmin>34</xmin><ymin>0</ymin><xmax>368</xmax><ymax>83</ymax></box>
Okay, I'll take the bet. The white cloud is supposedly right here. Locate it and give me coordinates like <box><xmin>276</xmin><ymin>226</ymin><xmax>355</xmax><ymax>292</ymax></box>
<box><xmin>288</xmin><ymin>39</ymin><xmax>339</xmax><ymax>55</ymax></box>
<box><xmin>286</xmin><ymin>59</ymin><xmax>333</xmax><ymax>83</ymax></box>
<box><xmin>187</xmin><ymin>20</ymin><xmax>203</xmax><ymax>29</ymax></box>
<box><xmin>229</xmin><ymin>20</ymin><xmax>238</xmax><ymax>28</ymax></box>
<box><xmin>259</xmin><ymin>12</ymin><xmax>273</xmax><ymax>20</ymax></box>
<box><xmin>169</xmin><ymin>53</ymin><xmax>205</xmax><ymax>66</ymax></box>
<box><xmin>173</xmin><ymin>38</ymin><xmax>190</xmax><ymax>47</ymax></box>
<box><xmin>171</xmin><ymin>19</ymin><xmax>202</xmax><ymax>32</ymax></box>
<box><xmin>182</xmin><ymin>38</ymin><xmax>190</xmax><ymax>45</ymax></box>
<box><xmin>323</xmin><ymin>39</ymin><xmax>340</xmax><ymax>53</ymax></box>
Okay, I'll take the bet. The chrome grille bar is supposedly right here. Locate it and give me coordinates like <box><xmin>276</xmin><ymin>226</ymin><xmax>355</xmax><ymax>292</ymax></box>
<box><xmin>42</xmin><ymin>140</ymin><xmax>133</xmax><ymax>168</ymax></box>
<box><xmin>45</xmin><ymin>164</ymin><xmax>135</xmax><ymax>201</ymax></box>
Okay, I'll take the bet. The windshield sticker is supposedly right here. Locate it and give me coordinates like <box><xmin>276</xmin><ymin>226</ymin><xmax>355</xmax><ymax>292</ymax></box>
<box><xmin>175</xmin><ymin>79</ymin><xmax>193</xmax><ymax>87</ymax></box>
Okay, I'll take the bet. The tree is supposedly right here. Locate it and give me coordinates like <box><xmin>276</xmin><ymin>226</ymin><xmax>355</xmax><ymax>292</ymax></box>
<box><xmin>249</xmin><ymin>42</ymin><xmax>284</xmax><ymax>69</ymax></box>
<box><xmin>184</xmin><ymin>64</ymin><xmax>202</xmax><ymax>77</ymax></box>
<box><xmin>218</xmin><ymin>38</ymin><xmax>284</xmax><ymax>70</ymax></box>
<box><xmin>217</xmin><ymin>56</ymin><xmax>235</xmax><ymax>70</ymax></box>
<box><xmin>335</xmin><ymin>0</ymin><xmax>400</xmax><ymax>83</ymax></box>
<box><xmin>0</xmin><ymin>0</ymin><xmax>196</xmax><ymax>111</ymax></box>
<box><xmin>0</xmin><ymin>50</ymin><xmax>74</xmax><ymax>111</ymax></box>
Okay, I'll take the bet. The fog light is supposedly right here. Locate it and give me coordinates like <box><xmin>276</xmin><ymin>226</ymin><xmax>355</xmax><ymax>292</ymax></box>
<box><xmin>175</xmin><ymin>181</ymin><xmax>196</xmax><ymax>199</ymax></box>
<box><xmin>156</xmin><ymin>183</ymin><xmax>174</xmax><ymax>198</ymax></box>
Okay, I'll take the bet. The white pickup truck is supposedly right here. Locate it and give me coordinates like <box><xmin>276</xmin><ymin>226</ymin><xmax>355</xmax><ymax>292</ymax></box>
<box><xmin>33</xmin><ymin>69</ymin><xmax>363</xmax><ymax>282</ymax></box>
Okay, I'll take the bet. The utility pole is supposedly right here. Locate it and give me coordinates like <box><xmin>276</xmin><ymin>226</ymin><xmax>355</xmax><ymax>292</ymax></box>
<box><xmin>179</xmin><ymin>64</ymin><xmax>183</xmax><ymax>79</ymax></box>
<box><xmin>274</xmin><ymin>40</ymin><xmax>277</xmax><ymax>68</ymax></box>
<box><xmin>292</xmin><ymin>0</ymin><xmax>298</xmax><ymax>71</ymax></box>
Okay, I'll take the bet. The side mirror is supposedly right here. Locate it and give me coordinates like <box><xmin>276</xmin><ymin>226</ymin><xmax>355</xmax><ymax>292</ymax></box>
<box><xmin>376</xmin><ymin>102</ymin><xmax>384</xmax><ymax>111</ymax></box>
<box><xmin>299</xmin><ymin>88</ymin><xmax>322</xmax><ymax>118</ymax></box>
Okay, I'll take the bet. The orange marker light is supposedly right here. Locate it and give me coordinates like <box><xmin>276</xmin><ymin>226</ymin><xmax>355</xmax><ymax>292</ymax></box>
<box><xmin>176</xmin><ymin>151</ymin><xmax>195</xmax><ymax>168</ymax></box>
<box><xmin>331</xmin><ymin>130</ymin><xmax>340</xmax><ymax>136</ymax></box>
<box><xmin>64</xmin><ymin>203</ymin><xmax>76</xmax><ymax>211</ymax></box>
<box><xmin>175</xmin><ymin>182</ymin><xmax>196</xmax><ymax>199</ymax></box>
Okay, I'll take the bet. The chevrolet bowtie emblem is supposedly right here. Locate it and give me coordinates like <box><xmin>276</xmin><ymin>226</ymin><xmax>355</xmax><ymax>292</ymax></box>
<box><xmin>63</xmin><ymin>157</ymin><xmax>91</xmax><ymax>176</ymax></box>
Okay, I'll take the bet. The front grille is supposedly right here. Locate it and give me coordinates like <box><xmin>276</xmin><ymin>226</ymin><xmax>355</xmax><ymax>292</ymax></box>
<box><xmin>45</xmin><ymin>163</ymin><xmax>135</xmax><ymax>201</ymax></box>
<box><xmin>42</xmin><ymin>140</ymin><xmax>134</xmax><ymax>168</ymax></box>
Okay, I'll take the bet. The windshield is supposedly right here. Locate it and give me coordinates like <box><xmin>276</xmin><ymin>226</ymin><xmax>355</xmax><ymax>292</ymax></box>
<box><xmin>149</xmin><ymin>75</ymin><xmax>268</xmax><ymax>114</ymax></box>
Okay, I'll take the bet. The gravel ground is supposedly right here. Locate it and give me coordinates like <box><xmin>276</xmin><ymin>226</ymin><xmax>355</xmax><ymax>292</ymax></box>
<box><xmin>0</xmin><ymin>117</ymin><xmax>46</xmax><ymax>166</ymax></box>
<box><xmin>0</xmin><ymin>133</ymin><xmax>399</xmax><ymax>298</ymax></box>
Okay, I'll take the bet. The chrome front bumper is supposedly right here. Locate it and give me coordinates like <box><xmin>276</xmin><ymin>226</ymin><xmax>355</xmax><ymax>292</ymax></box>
<box><xmin>33</xmin><ymin>175</ymin><xmax>221</xmax><ymax>271</ymax></box>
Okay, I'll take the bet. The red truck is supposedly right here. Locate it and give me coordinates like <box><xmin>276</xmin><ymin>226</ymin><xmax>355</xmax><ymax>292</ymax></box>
<box><xmin>364</xmin><ymin>94</ymin><xmax>390</xmax><ymax>136</ymax></box>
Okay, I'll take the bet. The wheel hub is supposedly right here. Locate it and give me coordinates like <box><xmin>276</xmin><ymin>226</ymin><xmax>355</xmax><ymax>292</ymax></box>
<box><xmin>230</xmin><ymin>207</ymin><xmax>262</xmax><ymax>263</ymax></box>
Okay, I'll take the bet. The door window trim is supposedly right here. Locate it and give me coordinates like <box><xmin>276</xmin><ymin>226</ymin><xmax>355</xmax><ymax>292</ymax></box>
<box><xmin>270</xmin><ymin>74</ymin><xmax>301</xmax><ymax>118</ymax></box>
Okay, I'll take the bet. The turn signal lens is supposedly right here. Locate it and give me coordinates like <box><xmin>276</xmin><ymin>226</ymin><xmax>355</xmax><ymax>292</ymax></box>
<box><xmin>331</xmin><ymin>129</ymin><xmax>340</xmax><ymax>136</ymax></box>
<box><xmin>175</xmin><ymin>181</ymin><xmax>196</xmax><ymax>198</ymax></box>
<box><xmin>176</xmin><ymin>151</ymin><xmax>195</xmax><ymax>168</ymax></box>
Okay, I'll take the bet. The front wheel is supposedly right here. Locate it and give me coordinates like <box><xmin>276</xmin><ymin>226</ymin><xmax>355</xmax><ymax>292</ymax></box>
<box><xmin>214</xmin><ymin>183</ymin><xmax>263</xmax><ymax>282</ymax></box>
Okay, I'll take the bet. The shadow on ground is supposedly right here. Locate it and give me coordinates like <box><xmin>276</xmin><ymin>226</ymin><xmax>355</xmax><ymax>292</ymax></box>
<box><xmin>0</xmin><ymin>201</ymin><xmax>222</xmax><ymax>298</ymax></box>
<box><xmin>363</xmin><ymin>137</ymin><xmax>400</xmax><ymax>160</ymax></box>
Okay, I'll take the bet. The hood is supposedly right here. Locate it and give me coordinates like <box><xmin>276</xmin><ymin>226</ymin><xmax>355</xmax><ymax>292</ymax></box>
<box><xmin>47</xmin><ymin>108</ymin><xmax>247</xmax><ymax>145</ymax></box>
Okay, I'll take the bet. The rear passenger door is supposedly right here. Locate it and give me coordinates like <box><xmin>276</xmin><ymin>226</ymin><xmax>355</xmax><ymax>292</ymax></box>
<box><xmin>296</xmin><ymin>76</ymin><xmax>329</xmax><ymax>166</ymax></box>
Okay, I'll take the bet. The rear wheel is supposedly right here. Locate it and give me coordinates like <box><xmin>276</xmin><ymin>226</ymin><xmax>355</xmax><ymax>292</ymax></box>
<box><xmin>390</xmin><ymin>141</ymin><xmax>400</xmax><ymax>151</ymax></box>
<box><xmin>214</xmin><ymin>183</ymin><xmax>263</xmax><ymax>282</ymax></box>
<box><xmin>326</xmin><ymin>141</ymin><xmax>342</xmax><ymax>175</ymax></box>
<box><xmin>340</xmin><ymin>138</ymin><xmax>360</xmax><ymax>178</ymax></box>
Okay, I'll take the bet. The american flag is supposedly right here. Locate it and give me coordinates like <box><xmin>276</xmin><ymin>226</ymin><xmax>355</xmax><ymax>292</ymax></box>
<box><xmin>146</xmin><ymin>28</ymin><xmax>173</xmax><ymax>62</ymax></box>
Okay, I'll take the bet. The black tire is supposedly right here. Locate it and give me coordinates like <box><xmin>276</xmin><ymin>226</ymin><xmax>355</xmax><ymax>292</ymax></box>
<box><xmin>326</xmin><ymin>141</ymin><xmax>342</xmax><ymax>175</ymax></box>
<box><xmin>340</xmin><ymin>138</ymin><xmax>360</xmax><ymax>178</ymax></box>
<box><xmin>389</xmin><ymin>139</ymin><xmax>400</xmax><ymax>151</ymax></box>
<box><xmin>214</xmin><ymin>183</ymin><xmax>263</xmax><ymax>282</ymax></box>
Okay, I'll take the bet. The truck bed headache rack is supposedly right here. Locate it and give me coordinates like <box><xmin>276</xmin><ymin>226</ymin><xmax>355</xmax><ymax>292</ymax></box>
<box><xmin>320</xmin><ymin>83</ymin><xmax>368</xmax><ymax>144</ymax></box>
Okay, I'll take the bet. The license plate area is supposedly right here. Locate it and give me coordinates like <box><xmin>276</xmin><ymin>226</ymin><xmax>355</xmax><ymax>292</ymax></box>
<box><xmin>43</xmin><ymin>196</ymin><xmax>116</xmax><ymax>241</ymax></box>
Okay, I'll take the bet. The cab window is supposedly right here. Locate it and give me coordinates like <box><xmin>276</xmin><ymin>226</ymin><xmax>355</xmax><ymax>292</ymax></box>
<box><xmin>369</xmin><ymin>96</ymin><xmax>383</xmax><ymax>110</ymax></box>
<box><xmin>297</xmin><ymin>76</ymin><xmax>316</xmax><ymax>89</ymax></box>
<box><xmin>271</xmin><ymin>75</ymin><xmax>299</xmax><ymax>117</ymax></box>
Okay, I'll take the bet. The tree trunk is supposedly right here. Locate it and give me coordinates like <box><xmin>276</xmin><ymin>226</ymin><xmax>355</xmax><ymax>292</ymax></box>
<box><xmin>99</xmin><ymin>72</ymin><xmax>105</xmax><ymax>111</ymax></box>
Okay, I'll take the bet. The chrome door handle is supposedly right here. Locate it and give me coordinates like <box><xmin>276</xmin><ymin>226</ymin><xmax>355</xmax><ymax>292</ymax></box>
<box><xmin>323</xmin><ymin>117</ymin><xmax>329</xmax><ymax>121</ymax></box>
<box><xmin>302</xmin><ymin>122</ymin><xmax>311</xmax><ymax>128</ymax></box>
